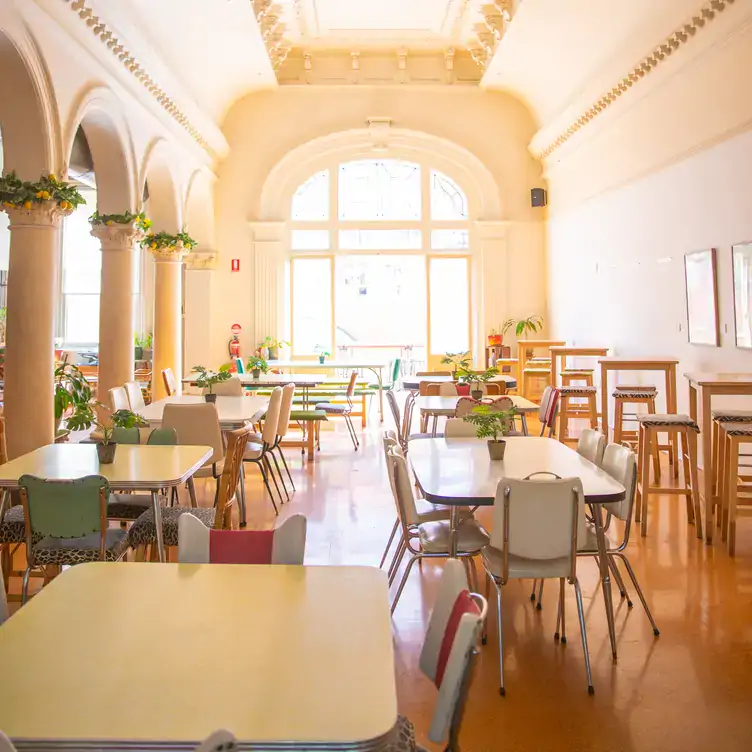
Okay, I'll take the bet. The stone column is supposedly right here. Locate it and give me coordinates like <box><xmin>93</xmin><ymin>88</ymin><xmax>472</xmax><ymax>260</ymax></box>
<box><xmin>3</xmin><ymin>203</ymin><xmax>71</xmax><ymax>458</ymax></box>
<box><xmin>91</xmin><ymin>223</ymin><xmax>143</xmax><ymax>403</ymax></box>
<box><xmin>249</xmin><ymin>221</ymin><xmax>285</xmax><ymax>345</ymax></box>
<box><xmin>148</xmin><ymin>244</ymin><xmax>187</xmax><ymax>400</ymax></box>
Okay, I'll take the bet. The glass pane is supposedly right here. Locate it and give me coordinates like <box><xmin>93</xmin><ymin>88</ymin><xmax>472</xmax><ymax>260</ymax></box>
<box><xmin>291</xmin><ymin>230</ymin><xmax>330</xmax><ymax>251</ymax></box>
<box><xmin>429</xmin><ymin>258</ymin><xmax>469</xmax><ymax>354</ymax></box>
<box><xmin>335</xmin><ymin>256</ymin><xmax>426</xmax><ymax>350</ymax></box>
<box><xmin>339</xmin><ymin>160</ymin><xmax>420</xmax><ymax>221</ymax></box>
<box><xmin>431</xmin><ymin>229</ymin><xmax>469</xmax><ymax>250</ymax></box>
<box><xmin>64</xmin><ymin>295</ymin><xmax>100</xmax><ymax>345</ymax></box>
<box><xmin>133</xmin><ymin>245</ymin><xmax>141</xmax><ymax>294</ymax></box>
<box><xmin>339</xmin><ymin>229</ymin><xmax>421</xmax><ymax>251</ymax></box>
<box><xmin>62</xmin><ymin>193</ymin><xmax>101</xmax><ymax>294</ymax></box>
<box><xmin>431</xmin><ymin>170</ymin><xmax>468</xmax><ymax>221</ymax></box>
<box><xmin>292</xmin><ymin>258</ymin><xmax>332</xmax><ymax>355</ymax></box>
<box><xmin>291</xmin><ymin>170</ymin><xmax>329</xmax><ymax>221</ymax></box>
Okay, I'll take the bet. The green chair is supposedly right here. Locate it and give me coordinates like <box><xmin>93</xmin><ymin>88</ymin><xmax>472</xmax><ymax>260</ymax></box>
<box><xmin>369</xmin><ymin>358</ymin><xmax>401</xmax><ymax>391</ymax></box>
<box><xmin>19</xmin><ymin>474</ymin><xmax>129</xmax><ymax>602</ymax></box>
<box><xmin>235</xmin><ymin>357</ymin><xmax>245</xmax><ymax>374</ymax></box>
<box><xmin>112</xmin><ymin>427</ymin><xmax>140</xmax><ymax>444</ymax></box>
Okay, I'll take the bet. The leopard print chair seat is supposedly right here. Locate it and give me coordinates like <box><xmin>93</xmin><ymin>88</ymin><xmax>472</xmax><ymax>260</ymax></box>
<box><xmin>32</xmin><ymin>529</ymin><xmax>130</xmax><ymax>566</ymax></box>
<box><xmin>128</xmin><ymin>506</ymin><xmax>216</xmax><ymax>549</ymax></box>
<box><xmin>384</xmin><ymin>715</ymin><xmax>428</xmax><ymax>752</ymax></box>
<box><xmin>637</xmin><ymin>414</ymin><xmax>700</xmax><ymax>431</ymax></box>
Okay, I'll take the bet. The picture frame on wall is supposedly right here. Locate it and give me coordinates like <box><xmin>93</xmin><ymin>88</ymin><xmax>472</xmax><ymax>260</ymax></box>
<box><xmin>683</xmin><ymin>248</ymin><xmax>719</xmax><ymax>347</ymax></box>
<box><xmin>732</xmin><ymin>241</ymin><xmax>752</xmax><ymax>349</ymax></box>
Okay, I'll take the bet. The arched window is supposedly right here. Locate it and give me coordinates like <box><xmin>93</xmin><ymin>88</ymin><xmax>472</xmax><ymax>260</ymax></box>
<box><xmin>288</xmin><ymin>159</ymin><xmax>471</xmax><ymax>369</ymax></box>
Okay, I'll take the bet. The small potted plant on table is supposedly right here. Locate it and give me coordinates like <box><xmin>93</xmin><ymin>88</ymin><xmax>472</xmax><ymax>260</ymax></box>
<box><xmin>315</xmin><ymin>345</ymin><xmax>330</xmax><ymax>365</ymax></box>
<box><xmin>93</xmin><ymin>409</ymin><xmax>148</xmax><ymax>463</ymax></box>
<box><xmin>440</xmin><ymin>351</ymin><xmax>471</xmax><ymax>380</ymax></box>
<box><xmin>458</xmin><ymin>366</ymin><xmax>500</xmax><ymax>400</ymax></box>
<box><xmin>462</xmin><ymin>403</ymin><xmax>517</xmax><ymax>461</ymax></box>
<box><xmin>247</xmin><ymin>351</ymin><xmax>269</xmax><ymax>380</ymax></box>
<box><xmin>192</xmin><ymin>366</ymin><xmax>231</xmax><ymax>403</ymax></box>
<box><xmin>259</xmin><ymin>336</ymin><xmax>290</xmax><ymax>362</ymax></box>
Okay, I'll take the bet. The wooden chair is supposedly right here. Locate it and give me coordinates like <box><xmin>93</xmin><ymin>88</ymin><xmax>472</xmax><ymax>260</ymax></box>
<box><xmin>416</xmin><ymin>371</ymin><xmax>452</xmax><ymax>377</ymax></box>
<box><xmin>557</xmin><ymin>386</ymin><xmax>598</xmax><ymax>443</ymax></box>
<box><xmin>162</xmin><ymin>367</ymin><xmax>177</xmax><ymax>396</ymax></box>
<box><xmin>718</xmin><ymin>422</ymin><xmax>752</xmax><ymax>555</ymax></box>
<box><xmin>561</xmin><ymin>369</ymin><xmax>594</xmax><ymax>387</ymax></box>
<box><xmin>711</xmin><ymin>409</ymin><xmax>752</xmax><ymax>536</ymax></box>
<box><xmin>419</xmin><ymin>381</ymin><xmax>443</xmax><ymax>396</ymax></box>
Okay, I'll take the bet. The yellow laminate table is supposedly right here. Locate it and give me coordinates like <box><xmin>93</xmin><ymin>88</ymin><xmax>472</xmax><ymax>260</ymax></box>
<box><xmin>0</xmin><ymin>444</ymin><xmax>212</xmax><ymax>563</ymax></box>
<box><xmin>685</xmin><ymin>372</ymin><xmax>752</xmax><ymax>544</ymax></box>
<box><xmin>142</xmin><ymin>395</ymin><xmax>269</xmax><ymax>429</ymax></box>
<box><xmin>0</xmin><ymin>563</ymin><xmax>397</xmax><ymax>750</ymax></box>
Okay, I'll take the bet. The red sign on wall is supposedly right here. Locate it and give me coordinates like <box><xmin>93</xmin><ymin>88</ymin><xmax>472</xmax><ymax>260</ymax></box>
<box><xmin>231</xmin><ymin>258</ymin><xmax>240</xmax><ymax>272</ymax></box>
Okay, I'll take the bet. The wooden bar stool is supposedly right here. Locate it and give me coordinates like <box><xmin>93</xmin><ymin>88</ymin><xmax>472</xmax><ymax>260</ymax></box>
<box><xmin>635</xmin><ymin>414</ymin><xmax>702</xmax><ymax>539</ymax></box>
<box><xmin>712</xmin><ymin>410</ymin><xmax>752</xmax><ymax>538</ymax></box>
<box><xmin>561</xmin><ymin>369</ymin><xmax>594</xmax><ymax>387</ymax></box>
<box><xmin>719</xmin><ymin>421</ymin><xmax>752</xmax><ymax>555</ymax></box>
<box><xmin>557</xmin><ymin>385</ymin><xmax>598</xmax><ymax>443</ymax></box>
<box><xmin>613</xmin><ymin>386</ymin><xmax>660</xmax><ymax>479</ymax></box>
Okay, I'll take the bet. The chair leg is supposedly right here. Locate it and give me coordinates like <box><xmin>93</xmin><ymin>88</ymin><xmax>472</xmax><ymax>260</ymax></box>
<box><xmin>269</xmin><ymin>450</ymin><xmax>290</xmax><ymax>502</ymax></box>
<box><xmin>388</xmin><ymin>539</ymin><xmax>407</xmax><ymax>585</ymax></box>
<box><xmin>278</xmin><ymin>447</ymin><xmax>296</xmax><ymax>491</ymax></box>
<box><xmin>21</xmin><ymin>566</ymin><xmax>32</xmax><ymax>604</ymax></box>
<box><xmin>264</xmin><ymin>454</ymin><xmax>285</xmax><ymax>506</ymax></box>
<box><xmin>238</xmin><ymin>468</ymin><xmax>247</xmax><ymax>528</ymax></box>
<box><xmin>608</xmin><ymin>556</ymin><xmax>629</xmax><ymax>602</ymax></box>
<box><xmin>530</xmin><ymin>580</ymin><xmax>537</xmax><ymax>602</ymax></box>
<box><xmin>573</xmin><ymin>578</ymin><xmax>594</xmax><ymax>695</ymax></box>
<box><xmin>614</xmin><ymin>553</ymin><xmax>660</xmax><ymax>635</ymax></box>
<box><xmin>187</xmin><ymin>477</ymin><xmax>198</xmax><ymax>509</ymax></box>
<box><xmin>686</xmin><ymin>429</ymin><xmax>703</xmax><ymax>540</ymax></box>
<box><xmin>379</xmin><ymin>518</ymin><xmax>400</xmax><ymax>569</ymax></box>
<box><xmin>555</xmin><ymin>578</ymin><xmax>566</xmax><ymax>643</ymax></box>
<box><xmin>640</xmin><ymin>426</ymin><xmax>652</xmax><ymax>537</ymax></box>
<box><xmin>252</xmin><ymin>460</ymin><xmax>279</xmax><ymax>515</ymax></box>
<box><xmin>344</xmin><ymin>413</ymin><xmax>359</xmax><ymax>451</ymax></box>
<box><xmin>390</xmin><ymin>553</ymin><xmax>420</xmax><ymax>614</ymax></box>
<box><xmin>495</xmin><ymin>579</ymin><xmax>505</xmax><ymax>696</ymax></box>
<box><xmin>536</xmin><ymin>579</ymin><xmax>544</xmax><ymax>610</ymax></box>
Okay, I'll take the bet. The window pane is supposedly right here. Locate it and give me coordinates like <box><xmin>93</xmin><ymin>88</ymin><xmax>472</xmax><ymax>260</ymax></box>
<box><xmin>339</xmin><ymin>229</ymin><xmax>421</xmax><ymax>250</ymax></box>
<box><xmin>292</xmin><ymin>258</ymin><xmax>332</xmax><ymax>355</ymax></box>
<box><xmin>64</xmin><ymin>295</ymin><xmax>100</xmax><ymax>345</ymax></box>
<box><xmin>429</xmin><ymin>258</ymin><xmax>469</xmax><ymax>354</ymax></box>
<box><xmin>291</xmin><ymin>230</ymin><xmax>330</xmax><ymax>251</ymax></box>
<box><xmin>431</xmin><ymin>229</ymin><xmax>469</xmax><ymax>250</ymax></box>
<box><xmin>339</xmin><ymin>160</ymin><xmax>420</xmax><ymax>221</ymax></box>
<box><xmin>291</xmin><ymin>170</ymin><xmax>329</xmax><ymax>221</ymax></box>
<box><xmin>431</xmin><ymin>170</ymin><xmax>468</xmax><ymax>221</ymax></box>
<box><xmin>62</xmin><ymin>193</ymin><xmax>101</xmax><ymax>294</ymax></box>
<box><xmin>335</xmin><ymin>256</ymin><xmax>426</xmax><ymax>348</ymax></box>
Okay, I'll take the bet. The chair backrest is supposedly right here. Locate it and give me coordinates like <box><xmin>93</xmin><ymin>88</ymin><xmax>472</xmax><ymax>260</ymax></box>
<box><xmin>483</xmin><ymin>382</ymin><xmax>503</xmax><ymax>395</ymax></box>
<box><xmin>194</xmin><ymin>730</ymin><xmax>238</xmax><ymax>752</ymax></box>
<box><xmin>387</xmin><ymin>446</ymin><xmax>421</xmax><ymax>527</ymax></box>
<box><xmin>262</xmin><ymin>387</ymin><xmax>283</xmax><ymax>445</ymax></box>
<box><xmin>420</xmin><ymin>381</ymin><xmax>442</xmax><ymax>396</ymax></box>
<box><xmin>419</xmin><ymin>559</ymin><xmax>487</xmax><ymax>745</ymax></box>
<box><xmin>178</xmin><ymin>512</ymin><xmax>307</xmax><ymax>564</ymax></box>
<box><xmin>109</xmin><ymin>386</ymin><xmax>129</xmax><ymax>413</ymax></box>
<box><xmin>386</xmin><ymin>391</ymin><xmax>402</xmax><ymax>439</ymax></box>
<box><xmin>577</xmin><ymin>428</ymin><xmax>605</xmax><ymax>466</ymax></box>
<box><xmin>162</xmin><ymin>368</ymin><xmax>177</xmax><ymax>396</ymax></box>
<box><xmin>538</xmin><ymin>386</ymin><xmax>560</xmax><ymax>436</ymax></box>
<box><xmin>345</xmin><ymin>370</ymin><xmax>358</xmax><ymax>400</ymax></box>
<box><xmin>490</xmin><ymin>474</ymin><xmax>585</xmax><ymax>582</ymax></box>
<box><xmin>390</xmin><ymin>358</ymin><xmax>401</xmax><ymax>384</ymax></box>
<box><xmin>206</xmin><ymin>375</ymin><xmax>243</xmax><ymax>397</ymax></box>
<box><xmin>600</xmin><ymin>443</ymin><xmax>637</xmax><ymax>523</ymax></box>
<box><xmin>485</xmin><ymin>396</ymin><xmax>515</xmax><ymax>413</ymax></box>
<box><xmin>445</xmin><ymin>419</ymin><xmax>479</xmax><ymax>438</ymax></box>
<box><xmin>112</xmin><ymin>426</ymin><xmax>140</xmax><ymax>444</ymax></box>
<box><xmin>20</xmin><ymin>475</ymin><xmax>109</xmax><ymax>555</ymax></box>
<box><xmin>276</xmin><ymin>383</ymin><xmax>296</xmax><ymax>438</ymax></box>
<box><xmin>416</xmin><ymin>371</ymin><xmax>451</xmax><ymax>377</ymax></box>
<box><xmin>213</xmin><ymin>424</ymin><xmax>252</xmax><ymax>529</ymax></box>
<box><xmin>0</xmin><ymin>731</ymin><xmax>17</xmax><ymax>752</ymax></box>
<box><xmin>162</xmin><ymin>403</ymin><xmax>224</xmax><ymax>465</ymax></box>
<box><xmin>124</xmin><ymin>380</ymin><xmax>146</xmax><ymax>412</ymax></box>
<box><xmin>438</xmin><ymin>382</ymin><xmax>458</xmax><ymax>396</ymax></box>
<box><xmin>147</xmin><ymin>428</ymin><xmax>177</xmax><ymax>445</ymax></box>
<box><xmin>455</xmin><ymin>397</ymin><xmax>481</xmax><ymax>418</ymax></box>
<box><xmin>402</xmin><ymin>392</ymin><xmax>416</xmax><ymax>445</ymax></box>
<box><xmin>235</xmin><ymin>357</ymin><xmax>244</xmax><ymax>374</ymax></box>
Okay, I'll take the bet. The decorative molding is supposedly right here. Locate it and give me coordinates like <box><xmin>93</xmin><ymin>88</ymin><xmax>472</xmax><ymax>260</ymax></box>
<box><xmin>147</xmin><ymin>242</ymin><xmax>190</xmax><ymax>262</ymax></box>
<box><xmin>534</xmin><ymin>0</ymin><xmax>737</xmax><ymax>160</ymax></box>
<box><xmin>469</xmin><ymin>0</ymin><xmax>514</xmax><ymax>69</ymax></box>
<box><xmin>90</xmin><ymin>222</ymin><xmax>144</xmax><ymax>250</ymax></box>
<box><xmin>184</xmin><ymin>249</ymin><xmax>219</xmax><ymax>270</ymax></box>
<box><xmin>61</xmin><ymin>0</ymin><xmax>215</xmax><ymax>158</ymax></box>
<box><xmin>4</xmin><ymin>202</ymin><xmax>71</xmax><ymax>229</ymax></box>
<box><xmin>252</xmin><ymin>0</ymin><xmax>290</xmax><ymax>69</ymax></box>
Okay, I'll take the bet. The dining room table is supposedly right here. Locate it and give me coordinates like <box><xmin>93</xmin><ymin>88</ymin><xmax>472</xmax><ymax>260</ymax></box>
<box><xmin>401</xmin><ymin>374</ymin><xmax>518</xmax><ymax>391</ymax></box>
<box><xmin>0</xmin><ymin>562</ymin><xmax>397</xmax><ymax>751</ymax></box>
<box><xmin>0</xmin><ymin>443</ymin><xmax>212</xmax><ymax>563</ymax></box>
<box><xmin>141</xmin><ymin>395</ymin><xmax>269</xmax><ymax>429</ymax></box>
<box><xmin>416</xmin><ymin>394</ymin><xmax>539</xmax><ymax>435</ymax></box>
<box><xmin>408</xmin><ymin>436</ymin><xmax>626</xmax><ymax>661</ymax></box>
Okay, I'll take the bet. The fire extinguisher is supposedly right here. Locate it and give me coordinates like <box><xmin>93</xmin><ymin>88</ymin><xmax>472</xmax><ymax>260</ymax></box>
<box><xmin>228</xmin><ymin>323</ymin><xmax>242</xmax><ymax>365</ymax></box>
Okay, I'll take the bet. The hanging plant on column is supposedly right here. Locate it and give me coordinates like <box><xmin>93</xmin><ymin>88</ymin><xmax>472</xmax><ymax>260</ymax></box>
<box><xmin>90</xmin><ymin>210</ymin><xmax>152</xmax><ymax>231</ymax></box>
<box><xmin>140</xmin><ymin>229</ymin><xmax>198</xmax><ymax>257</ymax></box>
<box><xmin>0</xmin><ymin>171</ymin><xmax>85</xmax><ymax>213</ymax></box>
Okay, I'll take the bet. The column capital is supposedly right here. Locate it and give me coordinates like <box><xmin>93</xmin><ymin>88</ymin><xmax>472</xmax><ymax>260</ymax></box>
<box><xmin>474</xmin><ymin>220</ymin><xmax>511</xmax><ymax>241</ymax></box>
<box><xmin>4</xmin><ymin>201</ymin><xmax>73</xmax><ymax>230</ymax></box>
<box><xmin>90</xmin><ymin>222</ymin><xmax>145</xmax><ymax>250</ymax></box>
<box><xmin>184</xmin><ymin>247</ymin><xmax>219</xmax><ymax>270</ymax></box>
<box><xmin>248</xmin><ymin>220</ymin><xmax>286</xmax><ymax>243</ymax></box>
<box><xmin>147</xmin><ymin>241</ymin><xmax>190</xmax><ymax>263</ymax></box>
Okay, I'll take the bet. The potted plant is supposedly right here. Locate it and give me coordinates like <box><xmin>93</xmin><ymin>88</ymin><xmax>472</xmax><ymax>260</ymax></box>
<box><xmin>134</xmin><ymin>333</ymin><xmax>146</xmax><ymax>361</ymax></box>
<box><xmin>488</xmin><ymin>328</ymin><xmax>502</xmax><ymax>347</ymax></box>
<box><xmin>315</xmin><ymin>345</ymin><xmax>330</xmax><ymax>365</ymax></box>
<box><xmin>246</xmin><ymin>351</ymin><xmax>269</xmax><ymax>380</ymax></box>
<box><xmin>461</xmin><ymin>403</ymin><xmax>517</xmax><ymax>461</ymax></box>
<box><xmin>54</xmin><ymin>356</ymin><xmax>94</xmax><ymax>433</ymax></box>
<box><xmin>142</xmin><ymin>332</ymin><xmax>153</xmax><ymax>362</ymax></box>
<box><xmin>502</xmin><ymin>315</ymin><xmax>543</xmax><ymax>340</ymax></box>
<box><xmin>0</xmin><ymin>171</ymin><xmax>85</xmax><ymax>214</ymax></box>
<box><xmin>458</xmin><ymin>367</ymin><xmax>500</xmax><ymax>400</ymax></box>
<box><xmin>258</xmin><ymin>336</ymin><xmax>290</xmax><ymax>362</ymax></box>
<box><xmin>192</xmin><ymin>365</ymin><xmax>231</xmax><ymax>402</ymax></box>
<box><xmin>91</xmin><ymin>408</ymin><xmax>148</xmax><ymax>464</ymax></box>
<box><xmin>440</xmin><ymin>351</ymin><xmax>471</xmax><ymax>380</ymax></box>
<box><xmin>140</xmin><ymin>229</ymin><xmax>198</xmax><ymax>258</ymax></box>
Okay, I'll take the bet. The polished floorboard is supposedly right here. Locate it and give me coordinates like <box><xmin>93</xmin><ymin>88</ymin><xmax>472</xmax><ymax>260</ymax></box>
<box><xmin>7</xmin><ymin>412</ymin><xmax>752</xmax><ymax>751</ymax></box>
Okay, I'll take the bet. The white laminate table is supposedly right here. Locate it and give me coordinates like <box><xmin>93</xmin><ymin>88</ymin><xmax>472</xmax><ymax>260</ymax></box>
<box><xmin>0</xmin><ymin>563</ymin><xmax>397</xmax><ymax>751</ymax></box>
<box><xmin>0</xmin><ymin>444</ymin><xmax>212</xmax><ymax>562</ymax></box>
<box><xmin>416</xmin><ymin>395</ymin><xmax>539</xmax><ymax>435</ymax></box>
<box><xmin>401</xmin><ymin>374</ymin><xmax>518</xmax><ymax>391</ymax></box>
<box><xmin>141</xmin><ymin>395</ymin><xmax>269</xmax><ymax>429</ymax></box>
<box><xmin>408</xmin><ymin>437</ymin><xmax>625</xmax><ymax>660</ymax></box>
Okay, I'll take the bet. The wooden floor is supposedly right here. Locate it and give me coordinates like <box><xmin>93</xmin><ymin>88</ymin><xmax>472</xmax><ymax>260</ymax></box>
<box><xmin>7</xmin><ymin>410</ymin><xmax>752</xmax><ymax>751</ymax></box>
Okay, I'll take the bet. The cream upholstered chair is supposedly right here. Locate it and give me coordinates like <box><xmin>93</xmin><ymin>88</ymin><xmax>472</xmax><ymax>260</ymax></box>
<box><xmin>204</xmin><ymin>375</ymin><xmax>243</xmax><ymax>397</ymax></box>
<box><xmin>243</xmin><ymin>386</ymin><xmax>284</xmax><ymax>515</ymax></box>
<box><xmin>387</xmin><ymin>559</ymin><xmax>488</xmax><ymax>752</ymax></box>
<box><xmin>577</xmin><ymin>428</ymin><xmax>605</xmax><ymax>466</ymax></box>
<box><xmin>444</xmin><ymin>419</ymin><xmax>480</xmax><ymax>438</ymax></box>
<box><xmin>379</xmin><ymin>432</ymin><xmax>451</xmax><ymax>573</ymax></box>
<box><xmin>438</xmin><ymin>381</ymin><xmax>458</xmax><ymax>396</ymax></box>
<box><xmin>195</xmin><ymin>731</ymin><xmax>237</xmax><ymax>752</ymax></box>
<box><xmin>268</xmin><ymin>383</ymin><xmax>296</xmax><ymax>496</ymax></box>
<box><xmin>162</xmin><ymin>367</ymin><xmax>177</xmax><ymax>396</ymax></box>
<box><xmin>178</xmin><ymin>512</ymin><xmax>307</xmax><ymax>565</ymax></box>
<box><xmin>124</xmin><ymin>380</ymin><xmax>146</xmax><ymax>412</ymax></box>
<box><xmin>388</xmin><ymin>447</ymin><xmax>489</xmax><ymax>614</ymax></box>
<box><xmin>162</xmin><ymin>402</ymin><xmax>225</xmax><ymax>504</ymax></box>
<box><xmin>482</xmin><ymin>473</ymin><xmax>593</xmax><ymax>695</ymax></box>
<box><xmin>109</xmin><ymin>386</ymin><xmax>129</xmax><ymax>412</ymax></box>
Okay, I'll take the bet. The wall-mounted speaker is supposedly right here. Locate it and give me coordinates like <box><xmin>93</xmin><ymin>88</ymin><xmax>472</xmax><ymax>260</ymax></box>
<box><xmin>531</xmin><ymin>188</ymin><xmax>547</xmax><ymax>207</ymax></box>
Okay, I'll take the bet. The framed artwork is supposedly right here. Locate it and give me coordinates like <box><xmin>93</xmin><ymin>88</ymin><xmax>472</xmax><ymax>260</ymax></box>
<box><xmin>732</xmin><ymin>241</ymin><xmax>752</xmax><ymax>348</ymax></box>
<box><xmin>683</xmin><ymin>248</ymin><xmax>719</xmax><ymax>346</ymax></box>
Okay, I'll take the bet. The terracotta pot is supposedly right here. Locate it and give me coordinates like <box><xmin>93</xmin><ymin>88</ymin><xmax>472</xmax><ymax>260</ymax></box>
<box><xmin>487</xmin><ymin>440</ymin><xmax>506</xmax><ymax>461</ymax></box>
<box><xmin>204</xmin><ymin>393</ymin><xmax>217</xmax><ymax>403</ymax></box>
<box><xmin>96</xmin><ymin>442</ymin><xmax>117</xmax><ymax>464</ymax></box>
<box><xmin>456</xmin><ymin>384</ymin><xmax>470</xmax><ymax>396</ymax></box>
<box><xmin>488</xmin><ymin>334</ymin><xmax>502</xmax><ymax>346</ymax></box>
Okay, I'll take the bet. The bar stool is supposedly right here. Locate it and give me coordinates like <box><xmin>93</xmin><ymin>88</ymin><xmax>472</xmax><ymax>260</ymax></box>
<box><xmin>561</xmin><ymin>369</ymin><xmax>594</xmax><ymax>387</ymax></box>
<box><xmin>635</xmin><ymin>414</ymin><xmax>702</xmax><ymax>539</ymax></box>
<box><xmin>719</xmin><ymin>422</ymin><xmax>752</xmax><ymax>555</ymax></box>
<box><xmin>522</xmin><ymin>367</ymin><xmax>551</xmax><ymax>401</ymax></box>
<box><xmin>557</xmin><ymin>386</ymin><xmax>598</xmax><ymax>443</ymax></box>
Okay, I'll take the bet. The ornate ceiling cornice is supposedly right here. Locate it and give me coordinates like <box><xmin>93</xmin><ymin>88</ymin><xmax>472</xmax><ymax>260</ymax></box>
<box><xmin>62</xmin><ymin>0</ymin><xmax>216</xmax><ymax>159</ymax></box>
<box><xmin>535</xmin><ymin>0</ymin><xmax>736</xmax><ymax>161</ymax></box>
